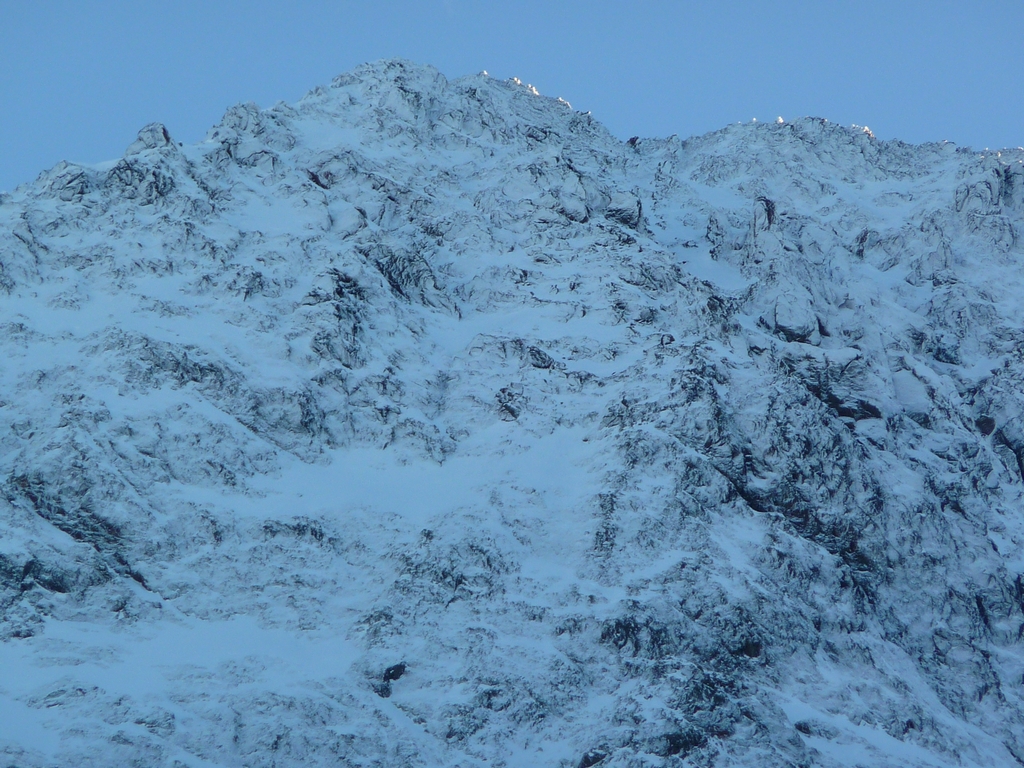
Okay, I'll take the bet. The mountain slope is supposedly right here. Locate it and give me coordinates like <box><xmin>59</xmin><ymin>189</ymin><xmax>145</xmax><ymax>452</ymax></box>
<box><xmin>2</xmin><ymin>59</ymin><xmax>1024</xmax><ymax>767</ymax></box>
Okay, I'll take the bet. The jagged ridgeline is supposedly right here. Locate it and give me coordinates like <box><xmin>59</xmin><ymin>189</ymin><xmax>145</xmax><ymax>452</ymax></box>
<box><xmin>2</xmin><ymin>59</ymin><xmax>1024</xmax><ymax>767</ymax></box>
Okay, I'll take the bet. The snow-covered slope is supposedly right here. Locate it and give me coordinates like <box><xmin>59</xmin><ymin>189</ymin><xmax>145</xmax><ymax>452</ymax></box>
<box><xmin>2</xmin><ymin>59</ymin><xmax>1024</xmax><ymax>767</ymax></box>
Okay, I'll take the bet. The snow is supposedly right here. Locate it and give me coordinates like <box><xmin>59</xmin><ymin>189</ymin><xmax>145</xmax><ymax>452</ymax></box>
<box><xmin>2</xmin><ymin>58</ymin><xmax>1024</xmax><ymax>767</ymax></box>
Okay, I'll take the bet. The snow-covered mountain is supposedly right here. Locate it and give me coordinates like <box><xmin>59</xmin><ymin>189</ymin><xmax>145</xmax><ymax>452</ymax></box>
<box><xmin>2</xmin><ymin>58</ymin><xmax>1024</xmax><ymax>767</ymax></box>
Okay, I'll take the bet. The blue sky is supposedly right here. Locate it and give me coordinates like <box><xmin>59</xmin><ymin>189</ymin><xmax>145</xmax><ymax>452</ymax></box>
<box><xmin>2</xmin><ymin>0</ymin><xmax>1022</xmax><ymax>192</ymax></box>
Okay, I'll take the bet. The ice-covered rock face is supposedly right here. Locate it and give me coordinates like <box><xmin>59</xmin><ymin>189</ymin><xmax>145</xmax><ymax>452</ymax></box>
<box><xmin>2</xmin><ymin>57</ymin><xmax>1024</xmax><ymax>767</ymax></box>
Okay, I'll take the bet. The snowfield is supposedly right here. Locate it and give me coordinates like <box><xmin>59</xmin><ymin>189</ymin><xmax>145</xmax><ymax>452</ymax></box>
<box><xmin>2</xmin><ymin>59</ymin><xmax>1024</xmax><ymax>767</ymax></box>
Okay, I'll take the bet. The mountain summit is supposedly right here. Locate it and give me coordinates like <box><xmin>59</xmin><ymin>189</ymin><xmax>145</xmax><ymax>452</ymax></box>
<box><xmin>2</xmin><ymin>59</ymin><xmax>1024</xmax><ymax>767</ymax></box>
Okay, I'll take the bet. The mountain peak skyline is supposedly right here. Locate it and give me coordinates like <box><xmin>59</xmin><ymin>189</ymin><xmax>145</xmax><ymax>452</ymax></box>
<box><xmin>3</xmin><ymin>56</ymin><xmax>1024</xmax><ymax>767</ymax></box>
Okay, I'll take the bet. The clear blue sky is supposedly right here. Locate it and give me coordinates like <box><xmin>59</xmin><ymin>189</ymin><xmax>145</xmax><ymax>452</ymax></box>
<box><xmin>2</xmin><ymin>0</ymin><xmax>1022</xmax><ymax>192</ymax></box>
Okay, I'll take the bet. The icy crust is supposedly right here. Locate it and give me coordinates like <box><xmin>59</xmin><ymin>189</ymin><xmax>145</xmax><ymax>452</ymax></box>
<box><xmin>1</xmin><ymin>58</ymin><xmax>1024</xmax><ymax>766</ymax></box>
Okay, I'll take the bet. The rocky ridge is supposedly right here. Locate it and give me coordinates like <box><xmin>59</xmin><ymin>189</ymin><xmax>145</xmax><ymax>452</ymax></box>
<box><xmin>1</xmin><ymin>59</ymin><xmax>1024</xmax><ymax>767</ymax></box>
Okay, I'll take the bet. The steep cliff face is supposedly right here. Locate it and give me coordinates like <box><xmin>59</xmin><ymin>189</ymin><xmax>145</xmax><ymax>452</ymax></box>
<box><xmin>2</xmin><ymin>59</ymin><xmax>1024</xmax><ymax>767</ymax></box>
